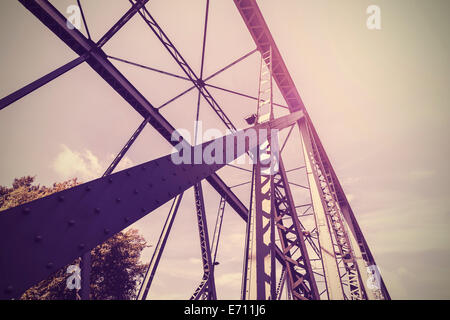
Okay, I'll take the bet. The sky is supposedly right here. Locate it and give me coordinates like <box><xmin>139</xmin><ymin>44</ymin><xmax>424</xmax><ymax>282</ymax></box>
<box><xmin>0</xmin><ymin>0</ymin><xmax>449</xmax><ymax>299</ymax></box>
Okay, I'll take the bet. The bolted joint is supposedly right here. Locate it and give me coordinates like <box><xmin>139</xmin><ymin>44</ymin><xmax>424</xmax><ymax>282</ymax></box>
<box><xmin>196</xmin><ymin>78</ymin><xmax>205</xmax><ymax>88</ymax></box>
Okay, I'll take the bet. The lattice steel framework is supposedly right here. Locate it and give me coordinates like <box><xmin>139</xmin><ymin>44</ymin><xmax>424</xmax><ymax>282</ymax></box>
<box><xmin>0</xmin><ymin>0</ymin><xmax>389</xmax><ymax>300</ymax></box>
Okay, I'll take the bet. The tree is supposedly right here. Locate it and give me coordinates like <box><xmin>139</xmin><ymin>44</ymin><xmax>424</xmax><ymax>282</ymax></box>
<box><xmin>0</xmin><ymin>176</ymin><xmax>149</xmax><ymax>300</ymax></box>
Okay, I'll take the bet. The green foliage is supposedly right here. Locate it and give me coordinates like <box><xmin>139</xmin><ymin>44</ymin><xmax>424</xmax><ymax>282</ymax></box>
<box><xmin>0</xmin><ymin>176</ymin><xmax>149</xmax><ymax>300</ymax></box>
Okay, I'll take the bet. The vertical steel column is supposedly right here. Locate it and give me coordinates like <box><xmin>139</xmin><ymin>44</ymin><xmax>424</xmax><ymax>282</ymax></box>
<box><xmin>243</xmin><ymin>48</ymin><xmax>276</xmax><ymax>300</ymax></box>
<box><xmin>272</xmin><ymin>157</ymin><xmax>320</xmax><ymax>300</ymax></box>
<box><xmin>191</xmin><ymin>183</ymin><xmax>217</xmax><ymax>300</ymax></box>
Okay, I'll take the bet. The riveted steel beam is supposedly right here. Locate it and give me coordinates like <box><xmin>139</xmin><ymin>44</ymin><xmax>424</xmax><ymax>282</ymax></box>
<box><xmin>273</xmin><ymin>157</ymin><xmax>320</xmax><ymax>300</ymax></box>
<box><xmin>0</xmin><ymin>111</ymin><xmax>303</xmax><ymax>299</ymax></box>
<box><xmin>17</xmin><ymin>0</ymin><xmax>249</xmax><ymax>223</ymax></box>
<box><xmin>234</xmin><ymin>0</ymin><xmax>390</xmax><ymax>299</ymax></box>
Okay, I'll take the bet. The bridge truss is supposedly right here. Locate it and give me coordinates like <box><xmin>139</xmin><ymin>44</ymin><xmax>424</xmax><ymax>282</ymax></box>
<box><xmin>0</xmin><ymin>0</ymin><xmax>390</xmax><ymax>300</ymax></box>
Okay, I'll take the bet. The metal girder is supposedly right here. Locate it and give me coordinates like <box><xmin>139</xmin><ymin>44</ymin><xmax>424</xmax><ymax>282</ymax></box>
<box><xmin>211</xmin><ymin>197</ymin><xmax>226</xmax><ymax>264</ymax></box>
<box><xmin>233</xmin><ymin>0</ymin><xmax>305</xmax><ymax>112</ymax></box>
<box><xmin>299</xmin><ymin>120</ymin><xmax>346</xmax><ymax>299</ymax></box>
<box><xmin>243</xmin><ymin>48</ymin><xmax>317</xmax><ymax>300</ymax></box>
<box><xmin>0</xmin><ymin>55</ymin><xmax>87</xmax><ymax>111</ymax></box>
<box><xmin>307</xmin><ymin>123</ymin><xmax>390</xmax><ymax>300</ymax></box>
<box><xmin>242</xmin><ymin>48</ymin><xmax>276</xmax><ymax>300</ymax></box>
<box><xmin>103</xmin><ymin>116</ymin><xmax>150</xmax><ymax>177</ymax></box>
<box><xmin>131</xmin><ymin>0</ymin><xmax>237</xmax><ymax>132</ymax></box>
<box><xmin>190</xmin><ymin>183</ymin><xmax>217</xmax><ymax>300</ymax></box>
<box><xmin>244</xmin><ymin>161</ymin><xmax>276</xmax><ymax>300</ymax></box>
<box><xmin>0</xmin><ymin>111</ymin><xmax>303</xmax><ymax>299</ymax></box>
<box><xmin>10</xmin><ymin>0</ymin><xmax>389</xmax><ymax>300</ymax></box>
<box><xmin>1</xmin><ymin>0</ymin><xmax>148</xmax><ymax>110</ymax></box>
<box><xmin>96</xmin><ymin>0</ymin><xmax>150</xmax><ymax>48</ymax></box>
<box><xmin>275</xmin><ymin>268</ymin><xmax>286</xmax><ymax>300</ymax></box>
<box><xmin>302</xmin><ymin>120</ymin><xmax>369</xmax><ymax>299</ymax></box>
<box><xmin>272</xmin><ymin>157</ymin><xmax>320</xmax><ymax>300</ymax></box>
<box><xmin>17</xmin><ymin>0</ymin><xmax>248</xmax><ymax>222</ymax></box>
<box><xmin>234</xmin><ymin>0</ymin><xmax>390</xmax><ymax>299</ymax></box>
<box><xmin>137</xmin><ymin>193</ymin><xmax>183</xmax><ymax>300</ymax></box>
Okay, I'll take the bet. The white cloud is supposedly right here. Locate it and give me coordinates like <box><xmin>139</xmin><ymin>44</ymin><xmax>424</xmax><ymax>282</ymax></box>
<box><xmin>52</xmin><ymin>144</ymin><xmax>102</xmax><ymax>182</ymax></box>
<box><xmin>52</xmin><ymin>144</ymin><xmax>134</xmax><ymax>182</ymax></box>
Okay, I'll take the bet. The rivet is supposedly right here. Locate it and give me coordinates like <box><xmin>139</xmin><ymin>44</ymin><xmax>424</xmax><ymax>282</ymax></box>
<box><xmin>161</xmin><ymin>177</ymin><xmax>166</xmax><ymax>182</ymax></box>
<box><xmin>86</xmin><ymin>186</ymin><xmax>92</xmax><ymax>191</ymax></box>
<box><xmin>126</xmin><ymin>171</ymin><xmax>131</xmax><ymax>176</ymax></box>
<box><xmin>23</xmin><ymin>207</ymin><xmax>31</xmax><ymax>214</ymax></box>
<box><xmin>68</xmin><ymin>220</ymin><xmax>75</xmax><ymax>226</ymax></box>
<box><xmin>141</xmin><ymin>208</ymin><xmax>146</xmax><ymax>213</ymax></box>
<box><xmin>104</xmin><ymin>228</ymin><xmax>110</xmax><ymax>234</ymax></box>
<box><xmin>58</xmin><ymin>195</ymin><xmax>64</xmax><ymax>202</ymax></box>
<box><xmin>155</xmin><ymin>200</ymin><xmax>160</xmax><ymax>205</ymax></box>
<box><xmin>124</xmin><ymin>217</ymin><xmax>130</xmax><ymax>223</ymax></box>
<box><xmin>35</xmin><ymin>235</ymin><xmax>43</xmax><ymax>242</ymax></box>
<box><xmin>5</xmin><ymin>286</ymin><xmax>13</xmax><ymax>294</ymax></box>
<box><xmin>108</xmin><ymin>178</ymin><xmax>113</xmax><ymax>183</ymax></box>
<box><xmin>46</xmin><ymin>262</ymin><xmax>53</xmax><ymax>269</ymax></box>
<box><xmin>79</xmin><ymin>243</ymin><xmax>85</xmax><ymax>250</ymax></box>
<box><xmin>148</xmin><ymin>183</ymin><xmax>153</xmax><ymax>188</ymax></box>
<box><xmin>94</xmin><ymin>207</ymin><xmax>101</xmax><ymax>214</ymax></box>
<box><xmin>134</xmin><ymin>189</ymin><xmax>139</xmax><ymax>194</ymax></box>
<box><xmin>116</xmin><ymin>198</ymin><xmax>121</xmax><ymax>203</ymax></box>
<box><xmin>141</xmin><ymin>166</ymin><xmax>146</xmax><ymax>171</ymax></box>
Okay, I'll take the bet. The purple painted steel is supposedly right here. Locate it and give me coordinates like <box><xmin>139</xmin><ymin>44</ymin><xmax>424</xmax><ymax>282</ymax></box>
<box><xmin>5</xmin><ymin>0</ymin><xmax>389</xmax><ymax>300</ymax></box>
<box><xmin>234</xmin><ymin>0</ymin><xmax>390</xmax><ymax>299</ymax></box>
<box><xmin>96</xmin><ymin>0</ymin><xmax>150</xmax><ymax>48</ymax></box>
<box><xmin>17</xmin><ymin>0</ymin><xmax>249</xmax><ymax>222</ymax></box>
<box><xmin>0</xmin><ymin>55</ymin><xmax>86</xmax><ymax>111</ymax></box>
<box><xmin>132</xmin><ymin>0</ymin><xmax>237</xmax><ymax>131</ymax></box>
<box><xmin>0</xmin><ymin>0</ymin><xmax>149</xmax><ymax>111</ymax></box>
<box><xmin>272</xmin><ymin>157</ymin><xmax>320</xmax><ymax>300</ymax></box>
<box><xmin>137</xmin><ymin>193</ymin><xmax>184</xmax><ymax>300</ymax></box>
<box><xmin>0</xmin><ymin>111</ymin><xmax>303</xmax><ymax>299</ymax></box>
<box><xmin>190</xmin><ymin>182</ymin><xmax>217</xmax><ymax>300</ymax></box>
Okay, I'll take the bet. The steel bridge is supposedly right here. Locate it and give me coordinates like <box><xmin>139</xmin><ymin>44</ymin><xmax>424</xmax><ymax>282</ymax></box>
<box><xmin>0</xmin><ymin>0</ymin><xmax>390</xmax><ymax>300</ymax></box>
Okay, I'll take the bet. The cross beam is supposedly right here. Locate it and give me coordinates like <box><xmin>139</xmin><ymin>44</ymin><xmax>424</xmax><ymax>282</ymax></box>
<box><xmin>17</xmin><ymin>0</ymin><xmax>248</xmax><ymax>221</ymax></box>
<box><xmin>0</xmin><ymin>111</ymin><xmax>303</xmax><ymax>299</ymax></box>
<box><xmin>234</xmin><ymin>0</ymin><xmax>390</xmax><ymax>299</ymax></box>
